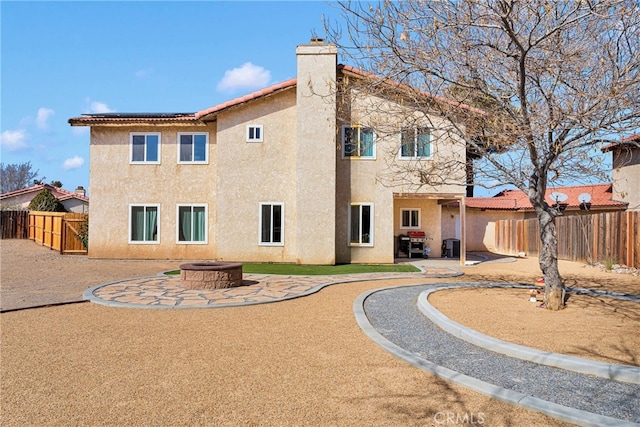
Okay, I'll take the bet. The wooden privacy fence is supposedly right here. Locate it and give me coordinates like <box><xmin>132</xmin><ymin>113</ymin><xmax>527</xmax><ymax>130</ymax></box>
<box><xmin>1</xmin><ymin>210</ymin><xmax>29</xmax><ymax>239</ymax></box>
<box><xmin>495</xmin><ymin>211</ymin><xmax>640</xmax><ymax>269</ymax></box>
<box><xmin>28</xmin><ymin>211</ymin><xmax>88</xmax><ymax>255</ymax></box>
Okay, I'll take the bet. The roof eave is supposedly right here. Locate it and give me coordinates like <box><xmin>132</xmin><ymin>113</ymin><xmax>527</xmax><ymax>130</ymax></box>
<box><xmin>195</xmin><ymin>78</ymin><xmax>297</xmax><ymax>121</ymax></box>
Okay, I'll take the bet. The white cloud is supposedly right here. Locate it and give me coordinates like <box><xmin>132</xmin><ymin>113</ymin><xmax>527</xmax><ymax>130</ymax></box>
<box><xmin>63</xmin><ymin>155</ymin><xmax>85</xmax><ymax>170</ymax></box>
<box><xmin>0</xmin><ymin>129</ymin><xmax>28</xmax><ymax>151</ymax></box>
<box><xmin>134</xmin><ymin>68</ymin><xmax>153</xmax><ymax>78</ymax></box>
<box><xmin>36</xmin><ymin>107</ymin><xmax>55</xmax><ymax>130</ymax></box>
<box><xmin>216</xmin><ymin>62</ymin><xmax>271</xmax><ymax>92</ymax></box>
<box><xmin>84</xmin><ymin>99</ymin><xmax>115</xmax><ymax>114</ymax></box>
<box><xmin>90</xmin><ymin>101</ymin><xmax>115</xmax><ymax>114</ymax></box>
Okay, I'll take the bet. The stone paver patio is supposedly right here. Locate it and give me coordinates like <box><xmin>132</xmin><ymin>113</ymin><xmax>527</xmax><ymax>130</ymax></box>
<box><xmin>84</xmin><ymin>268</ymin><xmax>462</xmax><ymax>309</ymax></box>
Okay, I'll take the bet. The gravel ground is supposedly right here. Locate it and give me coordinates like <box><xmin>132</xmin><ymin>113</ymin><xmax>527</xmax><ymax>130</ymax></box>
<box><xmin>364</xmin><ymin>285</ymin><xmax>640</xmax><ymax>423</ymax></box>
<box><xmin>2</xmin><ymin>239</ymin><xmax>637</xmax><ymax>426</ymax></box>
<box><xmin>1</xmin><ymin>240</ymin><xmax>188</xmax><ymax>311</ymax></box>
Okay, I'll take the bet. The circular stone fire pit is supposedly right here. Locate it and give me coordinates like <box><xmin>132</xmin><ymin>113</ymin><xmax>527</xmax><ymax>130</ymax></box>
<box><xmin>179</xmin><ymin>262</ymin><xmax>243</xmax><ymax>289</ymax></box>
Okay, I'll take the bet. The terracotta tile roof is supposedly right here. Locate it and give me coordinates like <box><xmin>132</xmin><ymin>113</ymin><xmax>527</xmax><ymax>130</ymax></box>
<box><xmin>68</xmin><ymin>79</ymin><xmax>298</xmax><ymax>125</ymax></box>
<box><xmin>69</xmin><ymin>64</ymin><xmax>485</xmax><ymax>126</ymax></box>
<box><xmin>0</xmin><ymin>184</ymin><xmax>89</xmax><ymax>203</ymax></box>
<box><xmin>338</xmin><ymin>64</ymin><xmax>487</xmax><ymax>116</ymax></box>
<box><xmin>466</xmin><ymin>183</ymin><xmax>627</xmax><ymax>211</ymax></box>
<box><xmin>195</xmin><ymin>78</ymin><xmax>297</xmax><ymax>120</ymax></box>
<box><xmin>68</xmin><ymin>113</ymin><xmax>199</xmax><ymax>126</ymax></box>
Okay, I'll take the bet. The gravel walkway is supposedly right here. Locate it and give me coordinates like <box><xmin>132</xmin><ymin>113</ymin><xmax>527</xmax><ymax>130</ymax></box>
<box><xmin>362</xmin><ymin>284</ymin><xmax>640</xmax><ymax>425</ymax></box>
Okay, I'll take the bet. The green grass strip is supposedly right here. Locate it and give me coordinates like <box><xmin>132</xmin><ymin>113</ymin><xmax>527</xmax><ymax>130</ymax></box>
<box><xmin>165</xmin><ymin>263</ymin><xmax>419</xmax><ymax>276</ymax></box>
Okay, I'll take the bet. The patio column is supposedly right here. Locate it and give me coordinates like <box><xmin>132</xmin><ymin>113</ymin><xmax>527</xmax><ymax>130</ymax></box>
<box><xmin>459</xmin><ymin>195</ymin><xmax>466</xmax><ymax>266</ymax></box>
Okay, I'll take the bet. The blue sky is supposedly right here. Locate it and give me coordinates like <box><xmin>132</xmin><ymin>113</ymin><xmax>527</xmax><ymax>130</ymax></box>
<box><xmin>2</xmin><ymin>2</ymin><xmax>618</xmax><ymax>198</ymax></box>
<box><xmin>1</xmin><ymin>1</ymin><xmax>339</xmax><ymax>193</ymax></box>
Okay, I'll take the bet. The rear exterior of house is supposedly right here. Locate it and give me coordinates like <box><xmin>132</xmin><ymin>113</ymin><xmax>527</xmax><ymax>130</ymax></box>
<box><xmin>69</xmin><ymin>40</ymin><xmax>467</xmax><ymax>263</ymax></box>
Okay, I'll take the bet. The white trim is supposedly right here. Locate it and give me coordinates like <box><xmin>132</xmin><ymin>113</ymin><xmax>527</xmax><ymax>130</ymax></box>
<box><xmin>177</xmin><ymin>132</ymin><xmax>209</xmax><ymax>164</ymax></box>
<box><xmin>400</xmin><ymin>208</ymin><xmax>421</xmax><ymax>229</ymax></box>
<box><xmin>246</xmin><ymin>125</ymin><xmax>264</xmax><ymax>143</ymax></box>
<box><xmin>130</xmin><ymin>132</ymin><xmax>161</xmax><ymax>164</ymax></box>
<box><xmin>176</xmin><ymin>203</ymin><xmax>208</xmax><ymax>244</ymax></box>
<box><xmin>341</xmin><ymin>125</ymin><xmax>376</xmax><ymax>159</ymax></box>
<box><xmin>128</xmin><ymin>203</ymin><xmax>160</xmax><ymax>244</ymax></box>
<box><xmin>348</xmin><ymin>202</ymin><xmax>374</xmax><ymax>247</ymax></box>
<box><xmin>258</xmin><ymin>202</ymin><xmax>284</xmax><ymax>246</ymax></box>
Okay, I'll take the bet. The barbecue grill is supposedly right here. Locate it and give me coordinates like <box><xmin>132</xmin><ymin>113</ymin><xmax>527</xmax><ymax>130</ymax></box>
<box><xmin>408</xmin><ymin>231</ymin><xmax>426</xmax><ymax>258</ymax></box>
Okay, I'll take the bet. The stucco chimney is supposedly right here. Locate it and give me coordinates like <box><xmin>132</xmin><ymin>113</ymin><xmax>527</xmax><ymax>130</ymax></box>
<box><xmin>295</xmin><ymin>40</ymin><xmax>337</xmax><ymax>264</ymax></box>
<box><xmin>75</xmin><ymin>186</ymin><xmax>86</xmax><ymax>196</ymax></box>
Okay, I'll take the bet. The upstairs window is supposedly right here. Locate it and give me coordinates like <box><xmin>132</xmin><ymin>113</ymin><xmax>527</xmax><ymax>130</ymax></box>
<box><xmin>178</xmin><ymin>133</ymin><xmax>208</xmax><ymax>163</ymax></box>
<box><xmin>131</xmin><ymin>133</ymin><xmax>160</xmax><ymax>164</ymax></box>
<box><xmin>247</xmin><ymin>125</ymin><xmax>263</xmax><ymax>143</ymax></box>
<box><xmin>400</xmin><ymin>127</ymin><xmax>431</xmax><ymax>159</ymax></box>
<box><xmin>342</xmin><ymin>126</ymin><xmax>375</xmax><ymax>158</ymax></box>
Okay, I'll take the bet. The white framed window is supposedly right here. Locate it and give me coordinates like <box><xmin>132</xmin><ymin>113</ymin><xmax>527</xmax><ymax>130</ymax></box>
<box><xmin>129</xmin><ymin>204</ymin><xmax>160</xmax><ymax>244</ymax></box>
<box><xmin>400</xmin><ymin>127</ymin><xmax>431</xmax><ymax>159</ymax></box>
<box><xmin>342</xmin><ymin>125</ymin><xmax>375</xmax><ymax>158</ymax></box>
<box><xmin>400</xmin><ymin>208</ymin><xmax>421</xmax><ymax>229</ymax></box>
<box><xmin>259</xmin><ymin>202</ymin><xmax>284</xmax><ymax>246</ymax></box>
<box><xmin>178</xmin><ymin>133</ymin><xmax>208</xmax><ymax>164</ymax></box>
<box><xmin>349</xmin><ymin>203</ymin><xmax>374</xmax><ymax>246</ymax></box>
<box><xmin>130</xmin><ymin>133</ymin><xmax>161</xmax><ymax>164</ymax></box>
<box><xmin>176</xmin><ymin>204</ymin><xmax>207</xmax><ymax>244</ymax></box>
<box><xmin>246</xmin><ymin>125</ymin><xmax>263</xmax><ymax>143</ymax></box>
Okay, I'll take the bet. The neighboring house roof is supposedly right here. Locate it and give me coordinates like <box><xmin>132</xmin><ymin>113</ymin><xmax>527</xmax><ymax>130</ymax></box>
<box><xmin>466</xmin><ymin>183</ymin><xmax>627</xmax><ymax>211</ymax></box>
<box><xmin>0</xmin><ymin>184</ymin><xmax>89</xmax><ymax>204</ymax></box>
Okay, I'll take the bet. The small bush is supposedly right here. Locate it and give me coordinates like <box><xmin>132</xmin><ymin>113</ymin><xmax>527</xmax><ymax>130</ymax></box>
<box><xmin>28</xmin><ymin>189</ymin><xmax>66</xmax><ymax>212</ymax></box>
<box><xmin>602</xmin><ymin>257</ymin><xmax>617</xmax><ymax>271</ymax></box>
<box><xmin>77</xmin><ymin>220</ymin><xmax>89</xmax><ymax>250</ymax></box>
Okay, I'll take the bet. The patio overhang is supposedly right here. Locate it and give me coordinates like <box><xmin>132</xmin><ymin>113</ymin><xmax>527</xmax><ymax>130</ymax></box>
<box><xmin>393</xmin><ymin>192</ymin><xmax>467</xmax><ymax>266</ymax></box>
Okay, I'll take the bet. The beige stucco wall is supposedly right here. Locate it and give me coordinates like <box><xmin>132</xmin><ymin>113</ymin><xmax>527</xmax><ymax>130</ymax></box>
<box><xmin>335</xmin><ymin>89</ymin><xmax>466</xmax><ymax>263</ymax></box>
<box><xmin>612</xmin><ymin>148</ymin><xmax>640</xmax><ymax>211</ymax></box>
<box><xmin>85</xmin><ymin>43</ymin><xmax>468</xmax><ymax>263</ymax></box>
<box><xmin>394</xmin><ymin>198</ymin><xmax>443</xmax><ymax>257</ymax></box>
<box><xmin>213</xmin><ymin>90</ymin><xmax>298</xmax><ymax>263</ymax></box>
<box><xmin>454</xmin><ymin>208</ymin><xmax>525</xmax><ymax>252</ymax></box>
<box><xmin>295</xmin><ymin>42</ymin><xmax>337</xmax><ymax>264</ymax></box>
<box><xmin>88</xmin><ymin>124</ymin><xmax>217</xmax><ymax>259</ymax></box>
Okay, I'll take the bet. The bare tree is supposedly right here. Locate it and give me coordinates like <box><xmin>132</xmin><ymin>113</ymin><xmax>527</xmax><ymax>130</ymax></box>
<box><xmin>326</xmin><ymin>0</ymin><xmax>640</xmax><ymax>310</ymax></box>
<box><xmin>0</xmin><ymin>162</ymin><xmax>42</xmax><ymax>194</ymax></box>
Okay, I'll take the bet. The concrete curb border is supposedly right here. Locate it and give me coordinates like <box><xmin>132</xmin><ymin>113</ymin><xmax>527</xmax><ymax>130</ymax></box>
<box><xmin>418</xmin><ymin>284</ymin><xmax>640</xmax><ymax>385</ymax></box>
<box><xmin>353</xmin><ymin>285</ymin><xmax>640</xmax><ymax>427</ymax></box>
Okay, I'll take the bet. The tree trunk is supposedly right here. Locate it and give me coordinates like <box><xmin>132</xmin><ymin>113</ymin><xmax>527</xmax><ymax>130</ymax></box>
<box><xmin>537</xmin><ymin>209</ymin><xmax>565</xmax><ymax>310</ymax></box>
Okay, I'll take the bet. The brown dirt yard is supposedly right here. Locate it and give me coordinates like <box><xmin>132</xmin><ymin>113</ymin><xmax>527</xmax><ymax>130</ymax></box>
<box><xmin>1</xmin><ymin>239</ymin><xmax>638</xmax><ymax>426</ymax></box>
